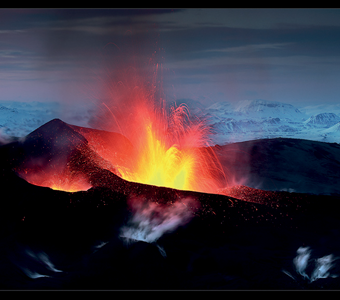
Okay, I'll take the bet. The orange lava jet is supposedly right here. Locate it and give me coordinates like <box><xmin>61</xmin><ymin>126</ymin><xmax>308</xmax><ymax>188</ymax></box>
<box><xmin>89</xmin><ymin>62</ymin><xmax>225</xmax><ymax>194</ymax></box>
<box><xmin>115</xmin><ymin>104</ymin><xmax>221</xmax><ymax>192</ymax></box>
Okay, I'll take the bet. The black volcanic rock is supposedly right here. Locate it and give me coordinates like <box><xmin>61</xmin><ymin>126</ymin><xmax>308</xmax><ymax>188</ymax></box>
<box><xmin>2</xmin><ymin>155</ymin><xmax>340</xmax><ymax>290</ymax></box>
<box><xmin>214</xmin><ymin>138</ymin><xmax>340</xmax><ymax>195</ymax></box>
<box><xmin>2</xmin><ymin>118</ymin><xmax>126</xmax><ymax>187</ymax></box>
<box><xmin>4</xmin><ymin>118</ymin><xmax>87</xmax><ymax>171</ymax></box>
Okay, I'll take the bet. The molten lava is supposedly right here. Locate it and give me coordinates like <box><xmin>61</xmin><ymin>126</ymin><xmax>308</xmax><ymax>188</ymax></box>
<box><xmin>82</xmin><ymin>58</ymin><xmax>225</xmax><ymax>193</ymax></box>
<box><xmin>17</xmin><ymin>103</ymin><xmax>223</xmax><ymax>194</ymax></box>
<box><xmin>17</xmin><ymin>56</ymin><xmax>225</xmax><ymax>194</ymax></box>
<box><xmin>21</xmin><ymin>168</ymin><xmax>92</xmax><ymax>193</ymax></box>
<box><xmin>117</xmin><ymin>109</ymin><xmax>202</xmax><ymax>191</ymax></box>
<box><xmin>93</xmin><ymin>99</ymin><xmax>224</xmax><ymax>193</ymax></box>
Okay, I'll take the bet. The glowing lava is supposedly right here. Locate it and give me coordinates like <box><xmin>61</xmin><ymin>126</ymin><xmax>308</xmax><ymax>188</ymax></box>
<box><xmin>93</xmin><ymin>99</ymin><xmax>224</xmax><ymax>193</ymax></box>
<box><xmin>17</xmin><ymin>55</ymin><xmax>225</xmax><ymax>194</ymax></box>
<box><xmin>88</xmin><ymin>59</ymin><xmax>225</xmax><ymax>194</ymax></box>
<box><xmin>49</xmin><ymin>177</ymin><xmax>91</xmax><ymax>193</ymax></box>
<box><xmin>21</xmin><ymin>168</ymin><xmax>92</xmax><ymax>193</ymax></box>
<box><xmin>117</xmin><ymin>108</ymin><xmax>207</xmax><ymax>191</ymax></box>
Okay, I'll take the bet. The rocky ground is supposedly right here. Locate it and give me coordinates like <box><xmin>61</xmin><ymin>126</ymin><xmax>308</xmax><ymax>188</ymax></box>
<box><xmin>1</xmin><ymin>119</ymin><xmax>340</xmax><ymax>290</ymax></box>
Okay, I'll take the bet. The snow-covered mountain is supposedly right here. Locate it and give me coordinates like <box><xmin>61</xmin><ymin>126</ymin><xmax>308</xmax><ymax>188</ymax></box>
<box><xmin>1</xmin><ymin>98</ymin><xmax>340</xmax><ymax>146</ymax></box>
<box><xmin>234</xmin><ymin>99</ymin><xmax>305</xmax><ymax>121</ymax></box>
<box><xmin>0</xmin><ymin>101</ymin><xmax>93</xmax><ymax>138</ymax></box>
<box><xmin>0</xmin><ymin>102</ymin><xmax>59</xmax><ymax>137</ymax></box>
<box><xmin>191</xmin><ymin>99</ymin><xmax>340</xmax><ymax>145</ymax></box>
<box><xmin>324</xmin><ymin>122</ymin><xmax>340</xmax><ymax>133</ymax></box>
<box><xmin>303</xmin><ymin>113</ymin><xmax>340</xmax><ymax>128</ymax></box>
<box><xmin>197</xmin><ymin>99</ymin><xmax>305</xmax><ymax>144</ymax></box>
<box><xmin>209</xmin><ymin>118</ymin><xmax>244</xmax><ymax>134</ymax></box>
<box><xmin>319</xmin><ymin>122</ymin><xmax>340</xmax><ymax>143</ymax></box>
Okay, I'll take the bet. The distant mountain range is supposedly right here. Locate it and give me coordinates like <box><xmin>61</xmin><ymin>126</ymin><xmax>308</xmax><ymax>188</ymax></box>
<box><xmin>304</xmin><ymin>113</ymin><xmax>340</xmax><ymax>127</ymax></box>
<box><xmin>0</xmin><ymin>101</ymin><xmax>94</xmax><ymax>138</ymax></box>
<box><xmin>176</xmin><ymin>99</ymin><xmax>340</xmax><ymax>145</ymax></box>
<box><xmin>1</xmin><ymin>99</ymin><xmax>340</xmax><ymax>145</ymax></box>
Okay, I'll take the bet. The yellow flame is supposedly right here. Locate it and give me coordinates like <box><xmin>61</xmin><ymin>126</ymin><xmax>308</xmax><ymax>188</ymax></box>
<box><xmin>117</xmin><ymin>121</ymin><xmax>196</xmax><ymax>191</ymax></box>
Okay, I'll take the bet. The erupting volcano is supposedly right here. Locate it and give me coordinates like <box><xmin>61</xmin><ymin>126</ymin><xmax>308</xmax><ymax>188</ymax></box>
<box><xmin>15</xmin><ymin>60</ymin><xmax>225</xmax><ymax>194</ymax></box>
<box><xmin>2</xmin><ymin>56</ymin><xmax>340</xmax><ymax>290</ymax></box>
<box><xmin>86</xmin><ymin>62</ymin><xmax>225</xmax><ymax>194</ymax></box>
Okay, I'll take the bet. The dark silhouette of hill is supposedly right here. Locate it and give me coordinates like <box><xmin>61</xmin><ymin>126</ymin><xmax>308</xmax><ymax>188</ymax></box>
<box><xmin>214</xmin><ymin>138</ymin><xmax>340</xmax><ymax>195</ymax></box>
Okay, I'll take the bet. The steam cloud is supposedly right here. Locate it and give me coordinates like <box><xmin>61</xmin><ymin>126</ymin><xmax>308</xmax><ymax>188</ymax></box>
<box><xmin>120</xmin><ymin>197</ymin><xmax>196</xmax><ymax>244</ymax></box>
<box><xmin>18</xmin><ymin>249</ymin><xmax>62</xmax><ymax>280</ymax></box>
<box><xmin>294</xmin><ymin>246</ymin><xmax>311</xmax><ymax>279</ymax></box>
<box><xmin>283</xmin><ymin>246</ymin><xmax>338</xmax><ymax>283</ymax></box>
<box><xmin>311</xmin><ymin>254</ymin><xmax>336</xmax><ymax>282</ymax></box>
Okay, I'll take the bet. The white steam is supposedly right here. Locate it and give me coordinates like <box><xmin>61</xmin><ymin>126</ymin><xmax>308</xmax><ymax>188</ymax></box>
<box><xmin>311</xmin><ymin>254</ymin><xmax>337</xmax><ymax>282</ymax></box>
<box><xmin>21</xmin><ymin>268</ymin><xmax>51</xmax><ymax>279</ymax></box>
<box><xmin>293</xmin><ymin>246</ymin><xmax>311</xmax><ymax>279</ymax></box>
<box><xmin>284</xmin><ymin>246</ymin><xmax>338</xmax><ymax>283</ymax></box>
<box><xmin>34</xmin><ymin>252</ymin><xmax>63</xmax><ymax>273</ymax></box>
<box><xmin>93</xmin><ymin>241</ymin><xmax>108</xmax><ymax>252</ymax></box>
<box><xmin>21</xmin><ymin>249</ymin><xmax>62</xmax><ymax>279</ymax></box>
<box><xmin>156</xmin><ymin>244</ymin><xmax>167</xmax><ymax>258</ymax></box>
<box><xmin>120</xmin><ymin>197</ymin><xmax>196</xmax><ymax>244</ymax></box>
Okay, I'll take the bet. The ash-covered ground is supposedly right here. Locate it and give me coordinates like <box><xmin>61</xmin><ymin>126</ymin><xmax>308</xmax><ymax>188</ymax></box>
<box><xmin>1</xmin><ymin>119</ymin><xmax>340</xmax><ymax>290</ymax></box>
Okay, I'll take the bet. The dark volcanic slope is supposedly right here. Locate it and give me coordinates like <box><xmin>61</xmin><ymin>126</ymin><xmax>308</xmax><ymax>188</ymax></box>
<box><xmin>1</xmin><ymin>119</ymin><xmax>133</xmax><ymax>187</ymax></box>
<box><xmin>2</xmin><ymin>138</ymin><xmax>340</xmax><ymax>289</ymax></box>
<box><xmin>214</xmin><ymin>138</ymin><xmax>340</xmax><ymax>195</ymax></box>
<box><xmin>2</xmin><ymin>118</ymin><xmax>87</xmax><ymax>170</ymax></box>
<box><xmin>9</xmin><ymin>119</ymin><xmax>340</xmax><ymax>195</ymax></box>
<box><xmin>2</xmin><ymin>119</ymin><xmax>340</xmax><ymax>289</ymax></box>
<box><xmin>3</xmin><ymin>119</ymin><xmax>132</xmax><ymax>172</ymax></box>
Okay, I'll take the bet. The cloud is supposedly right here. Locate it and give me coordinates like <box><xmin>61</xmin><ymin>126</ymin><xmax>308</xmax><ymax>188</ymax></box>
<box><xmin>1</xmin><ymin>9</ymin><xmax>340</xmax><ymax>107</ymax></box>
<box><xmin>0</xmin><ymin>9</ymin><xmax>182</xmax><ymax>36</ymax></box>
<box><xmin>199</xmin><ymin>42</ymin><xmax>293</xmax><ymax>54</ymax></box>
<box><xmin>0</xmin><ymin>49</ymin><xmax>28</xmax><ymax>58</ymax></box>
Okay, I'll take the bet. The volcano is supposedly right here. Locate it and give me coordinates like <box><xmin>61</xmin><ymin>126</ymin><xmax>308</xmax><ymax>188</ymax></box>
<box><xmin>1</xmin><ymin>119</ymin><xmax>340</xmax><ymax>290</ymax></box>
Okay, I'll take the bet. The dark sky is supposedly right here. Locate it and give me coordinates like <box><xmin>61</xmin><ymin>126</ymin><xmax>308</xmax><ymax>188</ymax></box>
<box><xmin>1</xmin><ymin>8</ymin><xmax>340</xmax><ymax>108</ymax></box>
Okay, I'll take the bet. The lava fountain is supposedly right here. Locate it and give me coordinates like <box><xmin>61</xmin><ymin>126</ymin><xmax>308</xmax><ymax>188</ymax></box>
<box><xmin>16</xmin><ymin>54</ymin><xmax>225</xmax><ymax>194</ymax></box>
<box><xmin>89</xmin><ymin>61</ymin><xmax>225</xmax><ymax>194</ymax></box>
<box><xmin>115</xmin><ymin>103</ymin><xmax>221</xmax><ymax>192</ymax></box>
